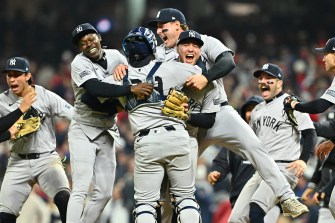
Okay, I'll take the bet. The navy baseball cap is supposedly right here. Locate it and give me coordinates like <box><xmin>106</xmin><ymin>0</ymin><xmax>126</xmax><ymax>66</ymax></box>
<box><xmin>253</xmin><ymin>63</ymin><xmax>283</xmax><ymax>80</ymax></box>
<box><xmin>177</xmin><ymin>30</ymin><xmax>203</xmax><ymax>47</ymax></box>
<box><xmin>2</xmin><ymin>57</ymin><xmax>30</xmax><ymax>73</ymax></box>
<box><xmin>315</xmin><ymin>37</ymin><xmax>335</xmax><ymax>53</ymax></box>
<box><xmin>72</xmin><ymin>23</ymin><xmax>98</xmax><ymax>45</ymax></box>
<box><xmin>147</xmin><ymin>8</ymin><xmax>186</xmax><ymax>27</ymax></box>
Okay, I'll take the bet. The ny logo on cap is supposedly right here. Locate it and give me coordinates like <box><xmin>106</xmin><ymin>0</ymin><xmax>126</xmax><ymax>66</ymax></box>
<box><xmin>9</xmin><ymin>59</ymin><xmax>16</xmax><ymax>66</ymax></box>
<box><xmin>156</xmin><ymin>11</ymin><xmax>161</xmax><ymax>18</ymax></box>
<box><xmin>76</xmin><ymin>26</ymin><xmax>83</xmax><ymax>33</ymax></box>
<box><xmin>189</xmin><ymin>31</ymin><xmax>196</xmax><ymax>37</ymax></box>
<box><xmin>262</xmin><ymin>64</ymin><xmax>269</xmax><ymax>70</ymax></box>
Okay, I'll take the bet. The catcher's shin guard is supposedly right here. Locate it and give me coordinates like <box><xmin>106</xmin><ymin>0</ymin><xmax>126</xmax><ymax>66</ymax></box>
<box><xmin>172</xmin><ymin>197</ymin><xmax>202</xmax><ymax>223</ymax></box>
<box><xmin>133</xmin><ymin>201</ymin><xmax>163</xmax><ymax>223</ymax></box>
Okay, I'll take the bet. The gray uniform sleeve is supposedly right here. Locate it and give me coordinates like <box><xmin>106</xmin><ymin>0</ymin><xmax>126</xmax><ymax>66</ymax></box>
<box><xmin>45</xmin><ymin>89</ymin><xmax>74</xmax><ymax>120</ymax></box>
<box><xmin>321</xmin><ymin>78</ymin><xmax>335</xmax><ymax>104</ymax></box>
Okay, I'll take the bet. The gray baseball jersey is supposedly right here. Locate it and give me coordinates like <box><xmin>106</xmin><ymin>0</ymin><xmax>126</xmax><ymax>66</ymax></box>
<box><xmin>0</xmin><ymin>85</ymin><xmax>72</xmax><ymax>216</ymax></box>
<box><xmin>112</xmin><ymin>59</ymin><xmax>206</xmax><ymax>223</ymax></box>
<box><xmin>67</xmin><ymin>49</ymin><xmax>127</xmax><ymax>223</ymax></box>
<box><xmin>156</xmin><ymin>34</ymin><xmax>299</xmax><ymax>206</ymax></box>
<box><xmin>321</xmin><ymin>77</ymin><xmax>335</xmax><ymax>104</ymax></box>
<box><xmin>229</xmin><ymin>93</ymin><xmax>314</xmax><ymax>222</ymax></box>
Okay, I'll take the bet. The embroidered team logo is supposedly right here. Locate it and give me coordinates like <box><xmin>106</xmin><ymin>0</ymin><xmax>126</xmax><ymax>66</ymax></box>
<box><xmin>9</xmin><ymin>58</ymin><xmax>16</xmax><ymax>66</ymax></box>
<box><xmin>262</xmin><ymin>64</ymin><xmax>269</xmax><ymax>70</ymax></box>
<box><xmin>156</xmin><ymin>11</ymin><xmax>160</xmax><ymax>18</ymax></box>
<box><xmin>76</xmin><ymin>26</ymin><xmax>83</xmax><ymax>33</ymax></box>
<box><xmin>189</xmin><ymin>31</ymin><xmax>196</xmax><ymax>37</ymax></box>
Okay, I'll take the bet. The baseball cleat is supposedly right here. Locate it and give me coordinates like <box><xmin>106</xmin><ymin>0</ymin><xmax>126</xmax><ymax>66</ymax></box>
<box><xmin>281</xmin><ymin>197</ymin><xmax>309</xmax><ymax>218</ymax></box>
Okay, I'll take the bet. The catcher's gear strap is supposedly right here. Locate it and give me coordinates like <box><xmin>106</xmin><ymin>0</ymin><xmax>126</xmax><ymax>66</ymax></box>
<box><xmin>133</xmin><ymin>201</ymin><xmax>162</xmax><ymax>222</ymax></box>
<box><xmin>172</xmin><ymin>198</ymin><xmax>201</xmax><ymax>214</ymax></box>
<box><xmin>123</xmin><ymin>62</ymin><xmax>163</xmax><ymax>111</ymax></box>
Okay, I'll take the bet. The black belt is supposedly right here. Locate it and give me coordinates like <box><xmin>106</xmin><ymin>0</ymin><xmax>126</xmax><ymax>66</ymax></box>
<box><xmin>275</xmin><ymin>160</ymin><xmax>294</xmax><ymax>163</ymax></box>
<box><xmin>138</xmin><ymin>125</ymin><xmax>176</xmax><ymax>137</ymax></box>
<box><xmin>17</xmin><ymin>150</ymin><xmax>54</xmax><ymax>160</ymax></box>
<box><xmin>220</xmin><ymin>101</ymin><xmax>229</xmax><ymax>107</ymax></box>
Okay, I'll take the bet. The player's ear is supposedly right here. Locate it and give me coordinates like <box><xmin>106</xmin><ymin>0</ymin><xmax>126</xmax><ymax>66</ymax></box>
<box><xmin>97</xmin><ymin>34</ymin><xmax>102</xmax><ymax>41</ymax></box>
<box><xmin>25</xmin><ymin>73</ymin><xmax>32</xmax><ymax>82</ymax></box>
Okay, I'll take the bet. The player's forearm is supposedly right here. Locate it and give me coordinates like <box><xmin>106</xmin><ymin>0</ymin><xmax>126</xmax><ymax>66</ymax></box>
<box><xmin>0</xmin><ymin>131</ymin><xmax>10</xmax><ymax>143</ymax></box>
<box><xmin>187</xmin><ymin>112</ymin><xmax>216</xmax><ymax>129</ymax></box>
<box><xmin>81</xmin><ymin>92</ymin><xmax>119</xmax><ymax>115</ymax></box>
<box><xmin>0</xmin><ymin>108</ymin><xmax>23</xmax><ymax>133</ymax></box>
<box><xmin>205</xmin><ymin>52</ymin><xmax>235</xmax><ymax>82</ymax></box>
<box><xmin>210</xmin><ymin>150</ymin><xmax>230</xmax><ymax>179</ymax></box>
<box><xmin>299</xmin><ymin>129</ymin><xmax>317</xmax><ymax>162</ymax></box>
<box><xmin>295</xmin><ymin>98</ymin><xmax>333</xmax><ymax>114</ymax></box>
<box><xmin>83</xmin><ymin>78</ymin><xmax>131</xmax><ymax>98</ymax></box>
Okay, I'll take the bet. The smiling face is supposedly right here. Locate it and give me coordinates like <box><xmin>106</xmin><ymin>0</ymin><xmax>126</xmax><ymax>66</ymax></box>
<box><xmin>156</xmin><ymin>21</ymin><xmax>183</xmax><ymax>48</ymax></box>
<box><xmin>78</xmin><ymin>33</ymin><xmax>102</xmax><ymax>60</ymax></box>
<box><xmin>6</xmin><ymin>71</ymin><xmax>31</xmax><ymax>97</ymax></box>
<box><xmin>177</xmin><ymin>40</ymin><xmax>202</xmax><ymax>65</ymax></box>
<box><xmin>257</xmin><ymin>72</ymin><xmax>283</xmax><ymax>101</ymax></box>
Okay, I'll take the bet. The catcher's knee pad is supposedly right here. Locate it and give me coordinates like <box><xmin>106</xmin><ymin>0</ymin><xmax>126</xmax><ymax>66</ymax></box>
<box><xmin>133</xmin><ymin>201</ymin><xmax>162</xmax><ymax>223</ymax></box>
<box><xmin>172</xmin><ymin>197</ymin><xmax>201</xmax><ymax>223</ymax></box>
<box><xmin>0</xmin><ymin>212</ymin><xmax>17</xmax><ymax>223</ymax></box>
<box><xmin>249</xmin><ymin>202</ymin><xmax>266</xmax><ymax>223</ymax></box>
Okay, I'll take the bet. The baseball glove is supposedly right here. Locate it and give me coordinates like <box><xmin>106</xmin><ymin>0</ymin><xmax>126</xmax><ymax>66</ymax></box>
<box><xmin>14</xmin><ymin>107</ymin><xmax>41</xmax><ymax>139</ymax></box>
<box><xmin>161</xmin><ymin>88</ymin><xmax>189</xmax><ymax>121</ymax></box>
<box><xmin>283</xmin><ymin>95</ymin><xmax>300</xmax><ymax>126</ymax></box>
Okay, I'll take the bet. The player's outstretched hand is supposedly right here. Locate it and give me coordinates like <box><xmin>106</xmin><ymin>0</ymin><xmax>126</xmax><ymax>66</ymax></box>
<box><xmin>286</xmin><ymin>160</ymin><xmax>306</xmax><ymax>177</ymax></box>
<box><xmin>207</xmin><ymin>171</ymin><xmax>221</xmax><ymax>185</ymax></box>
<box><xmin>315</xmin><ymin>140</ymin><xmax>334</xmax><ymax>160</ymax></box>
<box><xmin>283</xmin><ymin>94</ymin><xmax>300</xmax><ymax>126</ymax></box>
<box><xmin>185</xmin><ymin>74</ymin><xmax>208</xmax><ymax>91</ymax></box>
<box><xmin>19</xmin><ymin>88</ymin><xmax>37</xmax><ymax>113</ymax></box>
<box><xmin>130</xmin><ymin>83</ymin><xmax>154</xmax><ymax>97</ymax></box>
<box><xmin>113</xmin><ymin>64</ymin><xmax>128</xmax><ymax>81</ymax></box>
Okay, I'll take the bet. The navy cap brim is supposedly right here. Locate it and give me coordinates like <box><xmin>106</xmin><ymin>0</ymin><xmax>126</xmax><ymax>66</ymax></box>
<box><xmin>72</xmin><ymin>29</ymin><xmax>97</xmax><ymax>45</ymax></box>
<box><xmin>147</xmin><ymin>19</ymin><xmax>169</xmax><ymax>28</ymax></box>
<box><xmin>2</xmin><ymin>68</ymin><xmax>27</xmax><ymax>73</ymax></box>
<box><xmin>315</xmin><ymin>47</ymin><xmax>332</xmax><ymax>53</ymax></box>
<box><xmin>177</xmin><ymin>37</ymin><xmax>203</xmax><ymax>47</ymax></box>
<box><xmin>253</xmin><ymin>69</ymin><xmax>278</xmax><ymax>79</ymax></box>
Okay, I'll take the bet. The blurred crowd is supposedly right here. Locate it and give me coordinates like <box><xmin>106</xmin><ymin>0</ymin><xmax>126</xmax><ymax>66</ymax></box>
<box><xmin>1</xmin><ymin>0</ymin><xmax>335</xmax><ymax>223</ymax></box>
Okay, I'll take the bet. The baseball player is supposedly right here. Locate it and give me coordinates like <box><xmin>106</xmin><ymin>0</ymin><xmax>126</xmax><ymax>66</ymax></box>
<box><xmin>208</xmin><ymin>95</ymin><xmax>281</xmax><ymax>223</ymax></box>
<box><xmin>103</xmin><ymin>26</ymin><xmax>220</xmax><ymax>223</ymax></box>
<box><xmin>0</xmin><ymin>57</ymin><xmax>73</xmax><ymax>223</ymax></box>
<box><xmin>113</xmin><ymin>8</ymin><xmax>310</xmax><ymax>219</ymax></box>
<box><xmin>67</xmin><ymin>23</ymin><xmax>154</xmax><ymax>223</ymax></box>
<box><xmin>145</xmin><ymin>8</ymin><xmax>312</xmax><ymax>218</ymax></box>
<box><xmin>0</xmin><ymin>89</ymin><xmax>37</xmax><ymax>142</ymax></box>
<box><xmin>286</xmin><ymin>37</ymin><xmax>335</xmax><ymax>218</ymax></box>
<box><xmin>229</xmin><ymin>63</ymin><xmax>317</xmax><ymax>223</ymax></box>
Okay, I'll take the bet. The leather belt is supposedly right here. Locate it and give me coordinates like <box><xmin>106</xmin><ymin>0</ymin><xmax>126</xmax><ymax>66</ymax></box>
<box><xmin>138</xmin><ymin>125</ymin><xmax>176</xmax><ymax>137</ymax></box>
<box><xmin>275</xmin><ymin>160</ymin><xmax>294</xmax><ymax>163</ymax></box>
<box><xmin>220</xmin><ymin>101</ymin><xmax>229</xmax><ymax>107</ymax></box>
<box><xmin>16</xmin><ymin>150</ymin><xmax>54</xmax><ymax>160</ymax></box>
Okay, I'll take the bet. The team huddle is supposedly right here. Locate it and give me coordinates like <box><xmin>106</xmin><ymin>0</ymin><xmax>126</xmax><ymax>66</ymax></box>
<box><xmin>0</xmin><ymin>6</ymin><xmax>335</xmax><ymax>223</ymax></box>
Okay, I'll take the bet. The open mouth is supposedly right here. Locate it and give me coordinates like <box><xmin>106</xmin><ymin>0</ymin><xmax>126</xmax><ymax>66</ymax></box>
<box><xmin>10</xmin><ymin>85</ymin><xmax>19</xmax><ymax>92</ymax></box>
<box><xmin>260</xmin><ymin>85</ymin><xmax>270</xmax><ymax>92</ymax></box>
<box><xmin>89</xmin><ymin>48</ymin><xmax>97</xmax><ymax>54</ymax></box>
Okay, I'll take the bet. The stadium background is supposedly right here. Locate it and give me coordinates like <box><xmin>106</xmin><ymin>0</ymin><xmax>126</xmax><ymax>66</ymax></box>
<box><xmin>0</xmin><ymin>0</ymin><xmax>334</xmax><ymax>222</ymax></box>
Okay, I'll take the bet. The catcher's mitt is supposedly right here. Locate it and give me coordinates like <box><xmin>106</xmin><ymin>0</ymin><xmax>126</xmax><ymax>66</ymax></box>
<box><xmin>283</xmin><ymin>95</ymin><xmax>300</xmax><ymax>126</ymax></box>
<box><xmin>14</xmin><ymin>107</ymin><xmax>41</xmax><ymax>139</ymax></box>
<box><xmin>161</xmin><ymin>88</ymin><xmax>189</xmax><ymax>121</ymax></box>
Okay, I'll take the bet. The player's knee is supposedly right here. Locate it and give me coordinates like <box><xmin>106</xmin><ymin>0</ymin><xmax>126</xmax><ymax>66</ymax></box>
<box><xmin>249</xmin><ymin>202</ymin><xmax>265</xmax><ymax>223</ymax></box>
<box><xmin>173</xmin><ymin>197</ymin><xmax>201</xmax><ymax>223</ymax></box>
<box><xmin>133</xmin><ymin>201</ymin><xmax>162</xmax><ymax>223</ymax></box>
<box><xmin>0</xmin><ymin>212</ymin><xmax>17</xmax><ymax>223</ymax></box>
